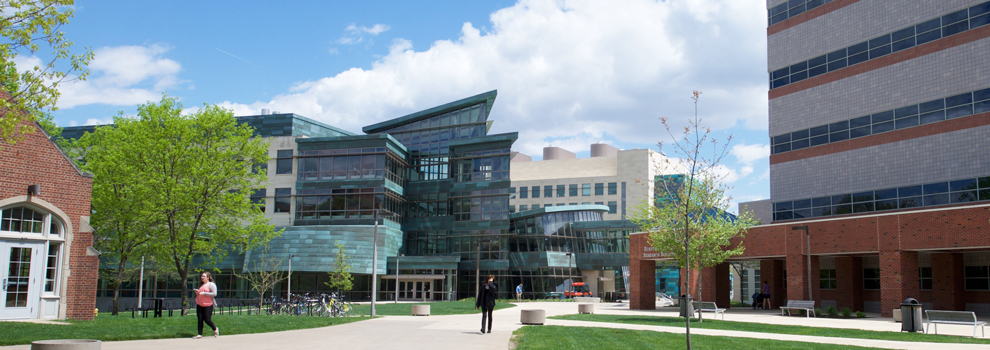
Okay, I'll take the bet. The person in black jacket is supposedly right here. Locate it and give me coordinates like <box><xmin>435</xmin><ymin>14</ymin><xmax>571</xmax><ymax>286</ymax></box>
<box><xmin>475</xmin><ymin>274</ymin><xmax>498</xmax><ymax>334</ymax></box>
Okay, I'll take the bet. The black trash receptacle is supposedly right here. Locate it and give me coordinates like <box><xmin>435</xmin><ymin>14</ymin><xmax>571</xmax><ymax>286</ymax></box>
<box><xmin>900</xmin><ymin>298</ymin><xmax>923</xmax><ymax>332</ymax></box>
<box><xmin>678</xmin><ymin>295</ymin><xmax>694</xmax><ymax>318</ymax></box>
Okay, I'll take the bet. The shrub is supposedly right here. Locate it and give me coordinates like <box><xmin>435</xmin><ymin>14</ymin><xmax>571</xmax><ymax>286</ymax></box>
<box><xmin>825</xmin><ymin>306</ymin><xmax>838</xmax><ymax>317</ymax></box>
<box><xmin>841</xmin><ymin>307</ymin><xmax>852</xmax><ymax>318</ymax></box>
<box><xmin>814</xmin><ymin>308</ymin><xmax>822</xmax><ymax>317</ymax></box>
<box><xmin>798</xmin><ymin>309</ymin><xmax>806</xmax><ymax>316</ymax></box>
<box><xmin>856</xmin><ymin>311</ymin><xmax>866</xmax><ymax>318</ymax></box>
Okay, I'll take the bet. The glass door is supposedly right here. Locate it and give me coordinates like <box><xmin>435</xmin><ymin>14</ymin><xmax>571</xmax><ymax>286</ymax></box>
<box><xmin>0</xmin><ymin>241</ymin><xmax>44</xmax><ymax>320</ymax></box>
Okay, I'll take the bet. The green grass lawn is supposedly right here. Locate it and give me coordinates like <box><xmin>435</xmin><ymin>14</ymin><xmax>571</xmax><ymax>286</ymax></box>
<box><xmin>551</xmin><ymin>314</ymin><xmax>990</xmax><ymax>344</ymax></box>
<box><xmin>350</xmin><ymin>300</ymin><xmax>515</xmax><ymax>316</ymax></box>
<box><xmin>512</xmin><ymin>326</ymin><xmax>880</xmax><ymax>350</ymax></box>
<box><xmin>0</xmin><ymin>313</ymin><xmax>369</xmax><ymax>346</ymax></box>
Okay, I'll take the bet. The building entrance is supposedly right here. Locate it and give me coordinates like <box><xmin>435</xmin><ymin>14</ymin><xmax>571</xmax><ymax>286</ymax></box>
<box><xmin>0</xmin><ymin>240</ymin><xmax>44</xmax><ymax>320</ymax></box>
<box><xmin>398</xmin><ymin>280</ymin><xmax>432</xmax><ymax>301</ymax></box>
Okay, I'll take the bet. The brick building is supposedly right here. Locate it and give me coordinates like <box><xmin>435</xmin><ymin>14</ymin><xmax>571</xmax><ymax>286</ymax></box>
<box><xmin>630</xmin><ymin>1</ymin><xmax>990</xmax><ymax>317</ymax></box>
<box><xmin>0</xmin><ymin>122</ymin><xmax>96</xmax><ymax>320</ymax></box>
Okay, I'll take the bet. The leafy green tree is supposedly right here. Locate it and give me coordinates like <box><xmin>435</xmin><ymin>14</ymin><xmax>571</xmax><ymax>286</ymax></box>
<box><xmin>631</xmin><ymin>91</ymin><xmax>757</xmax><ymax>350</ymax></box>
<box><xmin>0</xmin><ymin>0</ymin><xmax>92</xmax><ymax>143</ymax></box>
<box><xmin>325</xmin><ymin>240</ymin><xmax>354</xmax><ymax>293</ymax></box>
<box><xmin>75</xmin><ymin>95</ymin><xmax>281</xmax><ymax>314</ymax></box>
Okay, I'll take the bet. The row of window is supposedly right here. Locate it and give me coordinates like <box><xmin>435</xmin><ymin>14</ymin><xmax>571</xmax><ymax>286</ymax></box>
<box><xmin>772</xmin><ymin>176</ymin><xmax>990</xmax><ymax>221</ymax></box>
<box><xmin>770</xmin><ymin>1</ymin><xmax>990</xmax><ymax>89</ymax></box>
<box><xmin>452</xmin><ymin>155</ymin><xmax>510</xmax><ymax>183</ymax></box>
<box><xmin>512</xmin><ymin>183</ymin><xmax>618</xmax><ymax>199</ymax></box>
<box><xmin>771</xmin><ymin>87</ymin><xmax>990</xmax><ymax>154</ymax></box>
<box><xmin>510</xmin><ymin>202</ymin><xmax>618</xmax><ymax>214</ymax></box>
<box><xmin>378</xmin><ymin>102</ymin><xmax>487</xmax><ymax>133</ymax></box>
<box><xmin>768</xmin><ymin>0</ymin><xmax>834</xmax><ymax>26</ymax></box>
<box><xmin>297</xmin><ymin>153</ymin><xmax>405</xmax><ymax>185</ymax></box>
<box><xmin>1</xmin><ymin>207</ymin><xmax>62</xmax><ymax>236</ymax></box>
<box><xmin>451</xmin><ymin>195</ymin><xmax>510</xmax><ymax>221</ymax></box>
<box><xmin>820</xmin><ymin>266</ymin><xmax>990</xmax><ymax>291</ymax></box>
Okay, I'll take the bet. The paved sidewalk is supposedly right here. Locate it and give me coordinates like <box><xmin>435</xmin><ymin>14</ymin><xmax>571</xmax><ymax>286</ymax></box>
<box><xmin>2</xmin><ymin>302</ymin><xmax>986</xmax><ymax>349</ymax></box>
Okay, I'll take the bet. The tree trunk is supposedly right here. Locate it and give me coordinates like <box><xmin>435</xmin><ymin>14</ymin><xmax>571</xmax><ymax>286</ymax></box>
<box><xmin>112</xmin><ymin>258</ymin><xmax>128</xmax><ymax>316</ymax></box>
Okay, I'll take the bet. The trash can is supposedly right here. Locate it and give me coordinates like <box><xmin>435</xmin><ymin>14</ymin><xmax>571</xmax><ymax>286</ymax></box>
<box><xmin>678</xmin><ymin>295</ymin><xmax>694</xmax><ymax>318</ymax></box>
<box><xmin>900</xmin><ymin>298</ymin><xmax>923</xmax><ymax>332</ymax></box>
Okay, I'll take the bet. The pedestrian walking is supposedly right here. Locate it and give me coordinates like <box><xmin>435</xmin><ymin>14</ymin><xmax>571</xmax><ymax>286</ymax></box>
<box><xmin>516</xmin><ymin>283</ymin><xmax>523</xmax><ymax>302</ymax></box>
<box><xmin>193</xmin><ymin>271</ymin><xmax>219</xmax><ymax>339</ymax></box>
<box><xmin>761</xmin><ymin>281</ymin><xmax>771</xmax><ymax>310</ymax></box>
<box><xmin>475</xmin><ymin>275</ymin><xmax>498</xmax><ymax>334</ymax></box>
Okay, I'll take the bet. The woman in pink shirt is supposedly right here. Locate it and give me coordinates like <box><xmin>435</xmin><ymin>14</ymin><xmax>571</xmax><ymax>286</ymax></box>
<box><xmin>193</xmin><ymin>272</ymin><xmax>219</xmax><ymax>339</ymax></box>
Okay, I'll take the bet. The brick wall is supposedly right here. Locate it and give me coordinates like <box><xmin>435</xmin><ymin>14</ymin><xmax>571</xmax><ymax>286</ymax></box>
<box><xmin>0</xmin><ymin>122</ymin><xmax>95</xmax><ymax>320</ymax></box>
<box><xmin>628</xmin><ymin>233</ymin><xmax>656</xmax><ymax>310</ymax></box>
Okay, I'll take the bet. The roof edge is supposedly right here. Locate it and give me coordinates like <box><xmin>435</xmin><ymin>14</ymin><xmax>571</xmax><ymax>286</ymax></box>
<box><xmin>362</xmin><ymin>90</ymin><xmax>498</xmax><ymax>134</ymax></box>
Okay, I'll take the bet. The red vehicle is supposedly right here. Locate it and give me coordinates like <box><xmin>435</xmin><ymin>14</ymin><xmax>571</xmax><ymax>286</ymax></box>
<box><xmin>564</xmin><ymin>282</ymin><xmax>592</xmax><ymax>298</ymax></box>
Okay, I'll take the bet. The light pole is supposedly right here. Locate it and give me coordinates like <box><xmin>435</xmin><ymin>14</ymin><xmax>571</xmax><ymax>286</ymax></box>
<box><xmin>370</xmin><ymin>203</ymin><xmax>381</xmax><ymax>317</ymax></box>
<box><xmin>475</xmin><ymin>238</ymin><xmax>492</xmax><ymax>297</ymax></box>
<box><xmin>395</xmin><ymin>254</ymin><xmax>404</xmax><ymax>303</ymax></box>
<box><xmin>792</xmin><ymin>225</ymin><xmax>811</xmax><ymax>300</ymax></box>
<box><xmin>137</xmin><ymin>256</ymin><xmax>145</xmax><ymax>315</ymax></box>
<box><xmin>287</xmin><ymin>254</ymin><xmax>298</xmax><ymax>297</ymax></box>
<box><xmin>566</xmin><ymin>252</ymin><xmax>573</xmax><ymax>297</ymax></box>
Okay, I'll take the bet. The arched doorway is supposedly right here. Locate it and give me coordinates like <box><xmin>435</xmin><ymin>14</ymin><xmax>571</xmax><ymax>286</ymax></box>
<box><xmin>0</xmin><ymin>205</ymin><xmax>65</xmax><ymax>320</ymax></box>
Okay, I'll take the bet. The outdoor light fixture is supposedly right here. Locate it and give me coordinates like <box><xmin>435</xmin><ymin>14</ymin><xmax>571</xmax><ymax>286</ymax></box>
<box><xmin>27</xmin><ymin>185</ymin><xmax>40</xmax><ymax>196</ymax></box>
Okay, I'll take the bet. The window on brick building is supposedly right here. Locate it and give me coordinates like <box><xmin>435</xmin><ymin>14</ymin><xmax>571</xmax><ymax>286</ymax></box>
<box><xmin>964</xmin><ymin>266</ymin><xmax>990</xmax><ymax>290</ymax></box>
<box><xmin>276</xmin><ymin>150</ymin><xmax>293</xmax><ymax>174</ymax></box>
<box><xmin>819</xmin><ymin>269</ymin><xmax>836</xmax><ymax>289</ymax></box>
<box><xmin>863</xmin><ymin>268</ymin><xmax>880</xmax><ymax>290</ymax></box>
<box><xmin>919</xmin><ymin>267</ymin><xmax>932</xmax><ymax>290</ymax></box>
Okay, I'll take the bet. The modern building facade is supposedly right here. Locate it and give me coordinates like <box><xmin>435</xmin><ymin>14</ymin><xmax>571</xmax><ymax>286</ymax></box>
<box><xmin>630</xmin><ymin>1</ymin><xmax>990</xmax><ymax>316</ymax></box>
<box><xmin>0</xmin><ymin>122</ymin><xmax>97</xmax><ymax>320</ymax></box>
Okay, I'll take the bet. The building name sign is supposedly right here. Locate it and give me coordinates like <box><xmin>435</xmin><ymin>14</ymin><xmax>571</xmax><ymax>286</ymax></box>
<box><xmin>642</xmin><ymin>246</ymin><xmax>671</xmax><ymax>259</ymax></box>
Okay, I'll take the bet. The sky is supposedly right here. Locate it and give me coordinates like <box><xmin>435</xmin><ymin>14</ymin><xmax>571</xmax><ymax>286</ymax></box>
<box><xmin>42</xmin><ymin>0</ymin><xmax>771</xmax><ymax>212</ymax></box>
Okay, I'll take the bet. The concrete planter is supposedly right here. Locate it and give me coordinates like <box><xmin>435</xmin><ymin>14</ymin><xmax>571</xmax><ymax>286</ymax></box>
<box><xmin>31</xmin><ymin>340</ymin><xmax>101</xmax><ymax>350</ymax></box>
<box><xmin>520</xmin><ymin>309</ymin><xmax>546</xmax><ymax>325</ymax></box>
<box><xmin>573</xmin><ymin>297</ymin><xmax>600</xmax><ymax>303</ymax></box>
<box><xmin>892</xmin><ymin>309</ymin><xmax>902</xmax><ymax>322</ymax></box>
<box><xmin>578</xmin><ymin>303</ymin><xmax>595</xmax><ymax>314</ymax></box>
<box><xmin>411</xmin><ymin>305</ymin><xmax>430</xmax><ymax>316</ymax></box>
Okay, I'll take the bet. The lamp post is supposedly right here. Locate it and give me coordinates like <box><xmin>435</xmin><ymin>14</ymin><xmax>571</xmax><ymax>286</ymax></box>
<box><xmin>370</xmin><ymin>203</ymin><xmax>382</xmax><ymax>317</ymax></box>
<box><xmin>792</xmin><ymin>225</ymin><xmax>811</xmax><ymax>300</ymax></box>
<box><xmin>475</xmin><ymin>238</ymin><xmax>492</xmax><ymax>297</ymax></box>
<box><xmin>566</xmin><ymin>252</ymin><xmax>573</xmax><ymax>297</ymax></box>
<box><xmin>137</xmin><ymin>256</ymin><xmax>145</xmax><ymax>315</ymax></box>
<box><xmin>287</xmin><ymin>254</ymin><xmax>299</xmax><ymax>298</ymax></box>
<box><xmin>395</xmin><ymin>254</ymin><xmax>404</xmax><ymax>303</ymax></box>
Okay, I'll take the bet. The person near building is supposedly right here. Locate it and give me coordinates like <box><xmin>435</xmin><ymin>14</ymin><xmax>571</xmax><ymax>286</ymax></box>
<box><xmin>475</xmin><ymin>275</ymin><xmax>498</xmax><ymax>334</ymax></box>
<box><xmin>193</xmin><ymin>272</ymin><xmax>219</xmax><ymax>339</ymax></box>
<box><xmin>516</xmin><ymin>283</ymin><xmax>523</xmax><ymax>302</ymax></box>
<box><xmin>761</xmin><ymin>281</ymin><xmax>771</xmax><ymax>310</ymax></box>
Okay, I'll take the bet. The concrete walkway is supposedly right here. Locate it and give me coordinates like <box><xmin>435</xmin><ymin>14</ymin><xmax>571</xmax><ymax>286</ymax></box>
<box><xmin>2</xmin><ymin>302</ymin><xmax>987</xmax><ymax>349</ymax></box>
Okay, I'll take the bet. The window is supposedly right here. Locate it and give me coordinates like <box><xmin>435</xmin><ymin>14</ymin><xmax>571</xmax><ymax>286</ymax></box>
<box><xmin>582</xmin><ymin>184</ymin><xmax>591</xmax><ymax>196</ymax></box>
<box><xmin>608</xmin><ymin>182</ymin><xmax>617</xmax><ymax>195</ymax></box>
<box><xmin>49</xmin><ymin>217</ymin><xmax>62</xmax><ymax>237</ymax></box>
<box><xmin>532</xmin><ymin>186</ymin><xmax>541</xmax><ymax>198</ymax></box>
<box><xmin>45</xmin><ymin>244</ymin><xmax>60</xmax><ymax>293</ymax></box>
<box><xmin>274</xmin><ymin>188</ymin><xmax>291</xmax><ymax>213</ymax></box>
<box><xmin>595</xmin><ymin>183</ymin><xmax>604</xmax><ymax>196</ymax></box>
<box><xmin>863</xmin><ymin>268</ymin><xmax>880</xmax><ymax>290</ymax></box>
<box><xmin>557</xmin><ymin>185</ymin><xmax>566</xmax><ymax>197</ymax></box>
<box><xmin>519</xmin><ymin>205</ymin><xmax>528</xmax><ymax>211</ymax></box>
<box><xmin>569</xmin><ymin>203</ymin><xmax>577</xmax><ymax>205</ymax></box>
<box><xmin>519</xmin><ymin>187</ymin><xmax>528</xmax><ymax>199</ymax></box>
<box><xmin>251</xmin><ymin>189</ymin><xmax>267</xmax><ymax>213</ymax></box>
<box><xmin>581</xmin><ymin>202</ymin><xmax>590</xmax><ymax>205</ymax></box>
<box><xmin>509</xmin><ymin>187</ymin><xmax>516</xmax><ymax>199</ymax></box>
<box><xmin>557</xmin><ymin>203</ymin><xmax>565</xmax><ymax>207</ymax></box>
<box><xmin>544</xmin><ymin>186</ymin><xmax>553</xmax><ymax>198</ymax></box>
<box><xmin>919</xmin><ymin>267</ymin><xmax>932</xmax><ymax>290</ymax></box>
<box><xmin>965</xmin><ymin>266</ymin><xmax>990</xmax><ymax>290</ymax></box>
<box><xmin>1</xmin><ymin>207</ymin><xmax>44</xmax><ymax>233</ymax></box>
<box><xmin>253</xmin><ymin>162</ymin><xmax>268</xmax><ymax>175</ymax></box>
<box><xmin>569</xmin><ymin>184</ymin><xmax>578</xmax><ymax>197</ymax></box>
<box><xmin>820</xmin><ymin>269</ymin><xmax>836</xmax><ymax>289</ymax></box>
<box><xmin>608</xmin><ymin>201</ymin><xmax>617</xmax><ymax>214</ymax></box>
<box><xmin>532</xmin><ymin>204</ymin><xmax>540</xmax><ymax>209</ymax></box>
<box><xmin>509</xmin><ymin>205</ymin><xmax>516</xmax><ymax>213</ymax></box>
<box><xmin>276</xmin><ymin>150</ymin><xmax>293</xmax><ymax>174</ymax></box>
<box><xmin>595</xmin><ymin>202</ymin><xmax>604</xmax><ymax>205</ymax></box>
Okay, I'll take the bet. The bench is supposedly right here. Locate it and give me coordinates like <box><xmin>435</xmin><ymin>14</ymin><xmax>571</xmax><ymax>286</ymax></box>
<box><xmin>925</xmin><ymin>310</ymin><xmax>986</xmax><ymax>338</ymax></box>
<box><xmin>780</xmin><ymin>300</ymin><xmax>816</xmax><ymax>317</ymax></box>
<box><xmin>692</xmin><ymin>301</ymin><xmax>725</xmax><ymax>321</ymax></box>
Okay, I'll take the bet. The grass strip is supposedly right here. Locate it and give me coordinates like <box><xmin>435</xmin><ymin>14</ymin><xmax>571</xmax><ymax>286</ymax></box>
<box><xmin>551</xmin><ymin>314</ymin><xmax>990</xmax><ymax>344</ymax></box>
<box><xmin>0</xmin><ymin>313</ymin><xmax>368</xmax><ymax>346</ymax></box>
<box><xmin>351</xmin><ymin>300</ymin><xmax>514</xmax><ymax>316</ymax></box>
<box><xmin>512</xmin><ymin>325</ymin><xmax>881</xmax><ymax>349</ymax></box>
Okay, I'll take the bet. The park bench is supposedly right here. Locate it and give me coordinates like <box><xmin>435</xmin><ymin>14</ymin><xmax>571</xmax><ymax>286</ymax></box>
<box><xmin>925</xmin><ymin>310</ymin><xmax>986</xmax><ymax>338</ymax></box>
<box><xmin>780</xmin><ymin>300</ymin><xmax>816</xmax><ymax>317</ymax></box>
<box><xmin>692</xmin><ymin>301</ymin><xmax>725</xmax><ymax>321</ymax></box>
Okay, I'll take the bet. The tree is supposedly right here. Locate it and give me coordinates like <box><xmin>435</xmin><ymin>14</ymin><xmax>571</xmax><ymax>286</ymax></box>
<box><xmin>0</xmin><ymin>0</ymin><xmax>93</xmax><ymax>143</ymax></box>
<box><xmin>69</xmin><ymin>116</ymin><xmax>156</xmax><ymax>315</ymax></box>
<box><xmin>77</xmin><ymin>95</ymin><xmax>281</xmax><ymax>315</ymax></box>
<box><xmin>235</xmin><ymin>247</ymin><xmax>286</xmax><ymax>313</ymax></box>
<box><xmin>631</xmin><ymin>91</ymin><xmax>757</xmax><ymax>350</ymax></box>
<box><xmin>325</xmin><ymin>240</ymin><xmax>354</xmax><ymax>293</ymax></box>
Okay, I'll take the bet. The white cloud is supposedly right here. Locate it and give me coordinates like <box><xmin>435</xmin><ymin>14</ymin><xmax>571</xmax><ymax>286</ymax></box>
<box><xmin>224</xmin><ymin>0</ymin><xmax>768</xmax><ymax>157</ymax></box>
<box><xmin>339</xmin><ymin>23</ymin><xmax>391</xmax><ymax>45</ymax></box>
<box><xmin>55</xmin><ymin>44</ymin><xmax>183</xmax><ymax>109</ymax></box>
<box><xmin>730</xmin><ymin>143</ymin><xmax>770</xmax><ymax>165</ymax></box>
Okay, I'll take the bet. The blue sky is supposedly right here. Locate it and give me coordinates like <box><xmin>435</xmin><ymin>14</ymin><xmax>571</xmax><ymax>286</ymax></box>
<box><xmin>46</xmin><ymin>0</ymin><xmax>771</xmax><ymax>211</ymax></box>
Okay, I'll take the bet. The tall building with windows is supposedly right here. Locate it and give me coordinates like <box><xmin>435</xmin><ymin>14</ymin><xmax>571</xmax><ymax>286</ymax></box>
<box><xmin>630</xmin><ymin>1</ymin><xmax>990</xmax><ymax>316</ymax></box>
